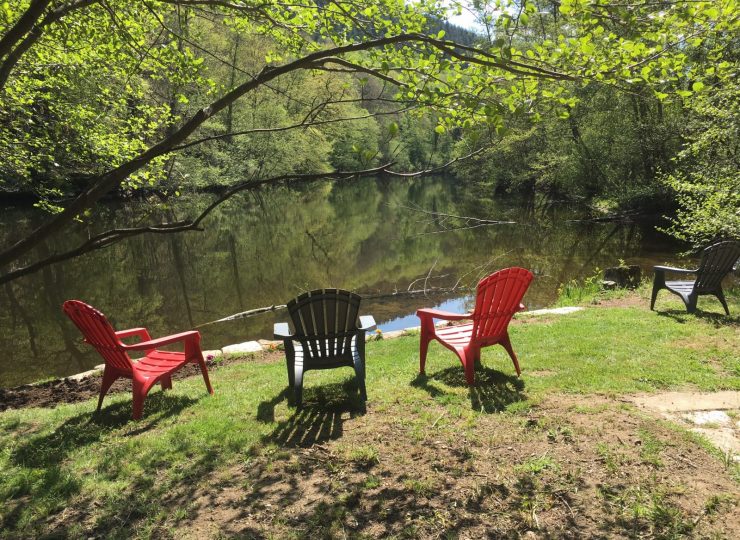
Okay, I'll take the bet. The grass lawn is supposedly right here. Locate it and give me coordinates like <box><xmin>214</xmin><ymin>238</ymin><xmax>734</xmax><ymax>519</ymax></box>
<box><xmin>1</xmin><ymin>290</ymin><xmax>738</xmax><ymax>538</ymax></box>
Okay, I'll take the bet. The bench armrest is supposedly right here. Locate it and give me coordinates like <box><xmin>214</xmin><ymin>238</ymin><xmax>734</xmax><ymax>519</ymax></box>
<box><xmin>115</xmin><ymin>327</ymin><xmax>152</xmax><ymax>341</ymax></box>
<box><xmin>358</xmin><ymin>315</ymin><xmax>376</xmax><ymax>331</ymax></box>
<box><xmin>653</xmin><ymin>265</ymin><xmax>696</xmax><ymax>274</ymax></box>
<box><xmin>274</xmin><ymin>322</ymin><xmax>293</xmax><ymax>339</ymax></box>
<box><xmin>123</xmin><ymin>330</ymin><xmax>200</xmax><ymax>351</ymax></box>
<box><xmin>416</xmin><ymin>308</ymin><xmax>470</xmax><ymax>321</ymax></box>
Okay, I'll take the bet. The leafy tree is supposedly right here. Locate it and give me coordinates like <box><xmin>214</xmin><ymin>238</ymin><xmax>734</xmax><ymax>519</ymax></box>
<box><xmin>661</xmin><ymin>86</ymin><xmax>740</xmax><ymax>247</ymax></box>
<box><xmin>0</xmin><ymin>0</ymin><xmax>737</xmax><ymax>284</ymax></box>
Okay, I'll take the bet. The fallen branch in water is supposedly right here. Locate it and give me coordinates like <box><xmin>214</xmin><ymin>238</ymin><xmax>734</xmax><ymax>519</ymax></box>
<box><xmin>390</xmin><ymin>203</ymin><xmax>516</xmax><ymax>237</ymax></box>
<box><xmin>195</xmin><ymin>285</ymin><xmax>473</xmax><ymax>328</ymax></box>
<box><xmin>196</xmin><ymin>304</ymin><xmax>287</xmax><ymax>327</ymax></box>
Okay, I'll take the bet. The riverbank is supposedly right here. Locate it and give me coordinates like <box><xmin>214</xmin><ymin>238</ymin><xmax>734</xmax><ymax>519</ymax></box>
<box><xmin>1</xmin><ymin>289</ymin><xmax>738</xmax><ymax>538</ymax></box>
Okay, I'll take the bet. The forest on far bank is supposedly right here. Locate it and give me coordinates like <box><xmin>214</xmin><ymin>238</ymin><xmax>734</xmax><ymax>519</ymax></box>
<box><xmin>0</xmin><ymin>0</ymin><xmax>737</xmax><ymax>285</ymax></box>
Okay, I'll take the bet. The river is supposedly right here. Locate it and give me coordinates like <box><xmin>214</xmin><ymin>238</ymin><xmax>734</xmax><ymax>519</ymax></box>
<box><xmin>0</xmin><ymin>177</ymin><xmax>688</xmax><ymax>387</ymax></box>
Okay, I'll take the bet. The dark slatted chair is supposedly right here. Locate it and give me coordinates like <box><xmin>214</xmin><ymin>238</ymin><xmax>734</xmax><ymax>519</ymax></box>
<box><xmin>274</xmin><ymin>289</ymin><xmax>376</xmax><ymax>407</ymax></box>
<box><xmin>651</xmin><ymin>240</ymin><xmax>740</xmax><ymax>315</ymax></box>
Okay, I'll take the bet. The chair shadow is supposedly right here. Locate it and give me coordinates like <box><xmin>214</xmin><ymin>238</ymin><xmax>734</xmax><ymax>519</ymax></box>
<box><xmin>257</xmin><ymin>380</ymin><xmax>365</xmax><ymax>448</ymax></box>
<box><xmin>11</xmin><ymin>393</ymin><xmax>198</xmax><ymax>468</ymax></box>
<box><xmin>655</xmin><ymin>308</ymin><xmax>739</xmax><ymax>327</ymax></box>
<box><xmin>412</xmin><ymin>364</ymin><xmax>527</xmax><ymax>413</ymax></box>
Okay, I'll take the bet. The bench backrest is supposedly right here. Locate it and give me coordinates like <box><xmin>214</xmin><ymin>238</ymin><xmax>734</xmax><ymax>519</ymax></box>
<box><xmin>695</xmin><ymin>241</ymin><xmax>740</xmax><ymax>292</ymax></box>
<box><xmin>62</xmin><ymin>300</ymin><xmax>133</xmax><ymax>373</ymax></box>
<box><xmin>471</xmin><ymin>267</ymin><xmax>533</xmax><ymax>343</ymax></box>
<box><xmin>287</xmin><ymin>289</ymin><xmax>362</xmax><ymax>361</ymax></box>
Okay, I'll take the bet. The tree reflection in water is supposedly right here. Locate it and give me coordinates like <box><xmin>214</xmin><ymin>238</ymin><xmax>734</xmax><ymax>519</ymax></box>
<box><xmin>0</xmin><ymin>177</ymin><xmax>681</xmax><ymax>386</ymax></box>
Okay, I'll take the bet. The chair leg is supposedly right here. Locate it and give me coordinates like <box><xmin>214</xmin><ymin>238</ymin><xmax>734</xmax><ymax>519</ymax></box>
<box><xmin>132</xmin><ymin>379</ymin><xmax>151</xmax><ymax>420</ymax></box>
<box><xmin>715</xmin><ymin>289</ymin><xmax>730</xmax><ymax>316</ymax></box>
<box><xmin>650</xmin><ymin>281</ymin><xmax>662</xmax><ymax>311</ymax></box>
<box><xmin>284</xmin><ymin>341</ymin><xmax>295</xmax><ymax>390</ymax></box>
<box><xmin>353</xmin><ymin>355</ymin><xmax>367</xmax><ymax>402</ymax></box>
<box><xmin>160</xmin><ymin>376</ymin><xmax>172</xmax><ymax>391</ymax></box>
<box><xmin>196</xmin><ymin>354</ymin><xmax>214</xmax><ymax>395</ymax></box>
<box><xmin>354</xmin><ymin>335</ymin><xmax>368</xmax><ymax>402</ymax></box>
<box><xmin>686</xmin><ymin>293</ymin><xmax>698</xmax><ymax>314</ymax></box>
<box><xmin>459</xmin><ymin>350</ymin><xmax>475</xmax><ymax>385</ymax></box>
<box><xmin>293</xmin><ymin>363</ymin><xmax>304</xmax><ymax>408</ymax></box>
<box><xmin>419</xmin><ymin>330</ymin><xmax>432</xmax><ymax>375</ymax></box>
<box><xmin>500</xmin><ymin>333</ymin><xmax>522</xmax><ymax>377</ymax></box>
<box><xmin>97</xmin><ymin>368</ymin><xmax>119</xmax><ymax>412</ymax></box>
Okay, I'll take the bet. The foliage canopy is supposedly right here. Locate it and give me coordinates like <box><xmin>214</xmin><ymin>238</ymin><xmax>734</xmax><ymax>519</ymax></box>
<box><xmin>0</xmin><ymin>0</ymin><xmax>738</xmax><ymax>281</ymax></box>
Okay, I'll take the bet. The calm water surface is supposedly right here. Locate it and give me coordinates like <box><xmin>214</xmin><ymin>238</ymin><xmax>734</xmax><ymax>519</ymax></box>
<box><xmin>0</xmin><ymin>177</ymin><xmax>690</xmax><ymax>386</ymax></box>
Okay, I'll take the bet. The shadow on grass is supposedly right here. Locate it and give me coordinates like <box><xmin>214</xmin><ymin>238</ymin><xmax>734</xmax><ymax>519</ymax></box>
<box><xmin>11</xmin><ymin>393</ymin><xmax>197</xmax><ymax>468</ymax></box>
<box><xmin>3</xmin><ymin>392</ymin><xmax>199</xmax><ymax>535</ymax></box>
<box><xmin>412</xmin><ymin>364</ymin><xmax>526</xmax><ymax>413</ymax></box>
<box><xmin>655</xmin><ymin>309</ymin><xmax>739</xmax><ymax>327</ymax></box>
<box><xmin>258</xmin><ymin>380</ymin><xmax>366</xmax><ymax>448</ymax></box>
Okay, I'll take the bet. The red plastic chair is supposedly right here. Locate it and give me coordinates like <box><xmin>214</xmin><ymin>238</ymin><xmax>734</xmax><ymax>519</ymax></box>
<box><xmin>62</xmin><ymin>300</ymin><xmax>214</xmax><ymax>419</ymax></box>
<box><xmin>417</xmin><ymin>267</ymin><xmax>534</xmax><ymax>385</ymax></box>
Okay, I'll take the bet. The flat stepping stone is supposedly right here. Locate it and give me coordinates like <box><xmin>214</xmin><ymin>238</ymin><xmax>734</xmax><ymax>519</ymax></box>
<box><xmin>222</xmin><ymin>341</ymin><xmax>263</xmax><ymax>354</ymax></box>
<box><xmin>631</xmin><ymin>391</ymin><xmax>740</xmax><ymax>462</ymax></box>
<box><xmin>631</xmin><ymin>391</ymin><xmax>740</xmax><ymax>412</ymax></box>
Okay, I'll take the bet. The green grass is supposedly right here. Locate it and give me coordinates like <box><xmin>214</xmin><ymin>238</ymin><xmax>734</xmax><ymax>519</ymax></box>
<box><xmin>0</xmin><ymin>293</ymin><xmax>738</xmax><ymax>537</ymax></box>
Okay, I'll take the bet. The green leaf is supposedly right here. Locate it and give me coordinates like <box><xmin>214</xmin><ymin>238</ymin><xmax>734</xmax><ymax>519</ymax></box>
<box><xmin>434</xmin><ymin>125</ymin><xmax>446</xmax><ymax>134</ymax></box>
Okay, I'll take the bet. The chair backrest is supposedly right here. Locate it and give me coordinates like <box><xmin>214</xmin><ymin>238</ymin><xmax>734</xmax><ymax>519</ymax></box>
<box><xmin>694</xmin><ymin>241</ymin><xmax>740</xmax><ymax>292</ymax></box>
<box><xmin>287</xmin><ymin>289</ymin><xmax>361</xmax><ymax>360</ymax></box>
<box><xmin>471</xmin><ymin>267</ymin><xmax>534</xmax><ymax>342</ymax></box>
<box><xmin>62</xmin><ymin>300</ymin><xmax>133</xmax><ymax>372</ymax></box>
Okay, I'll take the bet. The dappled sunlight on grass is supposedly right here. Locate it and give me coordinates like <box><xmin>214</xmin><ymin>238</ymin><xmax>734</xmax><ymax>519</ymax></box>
<box><xmin>1</xmin><ymin>297</ymin><xmax>739</xmax><ymax>536</ymax></box>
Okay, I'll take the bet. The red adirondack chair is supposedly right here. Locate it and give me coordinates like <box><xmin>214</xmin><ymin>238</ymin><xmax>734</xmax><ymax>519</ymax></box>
<box><xmin>62</xmin><ymin>300</ymin><xmax>214</xmax><ymax>420</ymax></box>
<box><xmin>417</xmin><ymin>267</ymin><xmax>534</xmax><ymax>385</ymax></box>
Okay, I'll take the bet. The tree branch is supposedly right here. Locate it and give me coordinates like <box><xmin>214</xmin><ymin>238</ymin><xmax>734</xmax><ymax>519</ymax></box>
<box><xmin>0</xmin><ymin>31</ymin><xmax>571</xmax><ymax>273</ymax></box>
<box><xmin>0</xmin><ymin>0</ymin><xmax>53</xmax><ymax>59</ymax></box>
<box><xmin>0</xmin><ymin>0</ymin><xmax>100</xmax><ymax>89</ymax></box>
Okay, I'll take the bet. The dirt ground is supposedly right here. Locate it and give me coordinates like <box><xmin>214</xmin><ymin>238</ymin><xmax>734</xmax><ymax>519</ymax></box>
<box><xmin>0</xmin><ymin>350</ymin><xmax>282</xmax><ymax>412</ymax></box>
<box><xmin>168</xmin><ymin>395</ymin><xmax>739</xmax><ymax>539</ymax></box>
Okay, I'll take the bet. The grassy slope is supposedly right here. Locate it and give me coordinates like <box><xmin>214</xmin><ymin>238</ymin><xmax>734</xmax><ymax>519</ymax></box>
<box><xmin>0</xmin><ymin>292</ymin><xmax>738</xmax><ymax>537</ymax></box>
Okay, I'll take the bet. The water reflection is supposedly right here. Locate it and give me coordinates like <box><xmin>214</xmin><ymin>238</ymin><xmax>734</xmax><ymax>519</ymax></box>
<box><xmin>0</xmin><ymin>177</ymin><xmax>683</xmax><ymax>386</ymax></box>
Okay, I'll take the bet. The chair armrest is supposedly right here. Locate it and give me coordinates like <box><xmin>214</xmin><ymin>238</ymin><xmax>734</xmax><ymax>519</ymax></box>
<box><xmin>115</xmin><ymin>328</ymin><xmax>151</xmax><ymax>341</ymax></box>
<box><xmin>123</xmin><ymin>330</ymin><xmax>200</xmax><ymax>351</ymax></box>
<box><xmin>358</xmin><ymin>315</ymin><xmax>376</xmax><ymax>331</ymax></box>
<box><xmin>416</xmin><ymin>308</ymin><xmax>470</xmax><ymax>321</ymax></box>
<box><xmin>274</xmin><ymin>322</ymin><xmax>293</xmax><ymax>339</ymax></box>
<box><xmin>653</xmin><ymin>265</ymin><xmax>696</xmax><ymax>274</ymax></box>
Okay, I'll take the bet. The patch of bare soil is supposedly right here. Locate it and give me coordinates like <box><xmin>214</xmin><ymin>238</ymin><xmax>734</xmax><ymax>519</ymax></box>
<box><xmin>589</xmin><ymin>293</ymin><xmax>647</xmax><ymax>309</ymax></box>
<box><xmin>0</xmin><ymin>350</ymin><xmax>283</xmax><ymax>412</ymax></box>
<box><xmin>167</xmin><ymin>395</ymin><xmax>739</xmax><ymax>539</ymax></box>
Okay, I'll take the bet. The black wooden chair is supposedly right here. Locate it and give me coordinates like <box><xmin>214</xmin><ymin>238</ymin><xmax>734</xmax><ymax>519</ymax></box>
<box><xmin>651</xmin><ymin>240</ymin><xmax>740</xmax><ymax>315</ymax></box>
<box><xmin>274</xmin><ymin>289</ymin><xmax>376</xmax><ymax>407</ymax></box>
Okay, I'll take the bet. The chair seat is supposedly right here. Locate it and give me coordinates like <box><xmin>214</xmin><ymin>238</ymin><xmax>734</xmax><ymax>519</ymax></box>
<box><xmin>133</xmin><ymin>350</ymin><xmax>188</xmax><ymax>379</ymax></box>
<box><xmin>435</xmin><ymin>323</ymin><xmax>474</xmax><ymax>349</ymax></box>
<box><xmin>293</xmin><ymin>339</ymin><xmax>357</xmax><ymax>368</ymax></box>
<box><xmin>665</xmin><ymin>280</ymin><xmax>696</xmax><ymax>292</ymax></box>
